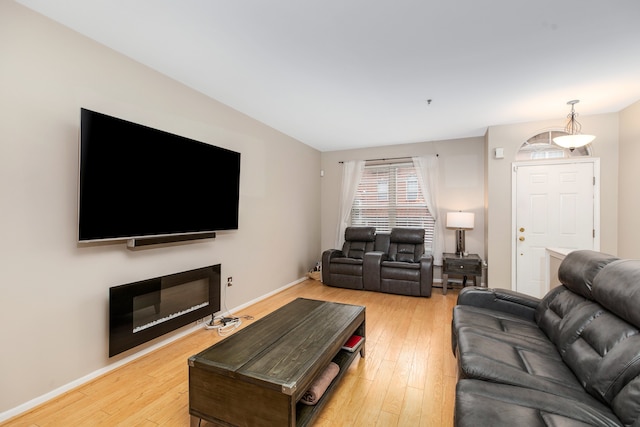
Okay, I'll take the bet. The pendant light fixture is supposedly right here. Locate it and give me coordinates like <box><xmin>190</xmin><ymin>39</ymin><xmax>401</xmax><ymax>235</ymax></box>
<box><xmin>553</xmin><ymin>100</ymin><xmax>595</xmax><ymax>150</ymax></box>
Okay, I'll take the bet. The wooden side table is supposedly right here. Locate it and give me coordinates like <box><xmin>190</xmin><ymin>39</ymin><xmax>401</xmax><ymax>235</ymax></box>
<box><xmin>442</xmin><ymin>253</ymin><xmax>483</xmax><ymax>295</ymax></box>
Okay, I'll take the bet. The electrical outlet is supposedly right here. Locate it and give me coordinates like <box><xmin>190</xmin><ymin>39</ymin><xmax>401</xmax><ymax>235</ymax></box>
<box><xmin>227</xmin><ymin>276</ymin><xmax>233</xmax><ymax>287</ymax></box>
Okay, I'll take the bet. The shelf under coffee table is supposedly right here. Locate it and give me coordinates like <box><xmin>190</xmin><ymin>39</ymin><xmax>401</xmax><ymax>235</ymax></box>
<box><xmin>188</xmin><ymin>297</ymin><xmax>366</xmax><ymax>427</ymax></box>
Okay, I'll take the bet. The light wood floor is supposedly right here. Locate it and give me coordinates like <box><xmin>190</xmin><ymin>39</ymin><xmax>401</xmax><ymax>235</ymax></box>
<box><xmin>3</xmin><ymin>280</ymin><xmax>459</xmax><ymax>427</ymax></box>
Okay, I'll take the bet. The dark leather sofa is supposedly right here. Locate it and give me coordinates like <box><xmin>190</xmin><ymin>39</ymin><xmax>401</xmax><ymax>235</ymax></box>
<box><xmin>451</xmin><ymin>250</ymin><xmax>640</xmax><ymax>426</ymax></box>
<box><xmin>322</xmin><ymin>227</ymin><xmax>433</xmax><ymax>297</ymax></box>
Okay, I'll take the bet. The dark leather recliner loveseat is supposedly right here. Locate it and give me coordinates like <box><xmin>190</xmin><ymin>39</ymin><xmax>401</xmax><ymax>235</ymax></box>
<box><xmin>322</xmin><ymin>227</ymin><xmax>433</xmax><ymax>297</ymax></box>
<box><xmin>451</xmin><ymin>250</ymin><xmax>640</xmax><ymax>426</ymax></box>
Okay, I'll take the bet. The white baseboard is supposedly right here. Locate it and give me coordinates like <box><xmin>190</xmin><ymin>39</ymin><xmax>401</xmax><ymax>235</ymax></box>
<box><xmin>0</xmin><ymin>276</ymin><xmax>308</xmax><ymax>423</ymax></box>
<box><xmin>224</xmin><ymin>276</ymin><xmax>307</xmax><ymax>315</ymax></box>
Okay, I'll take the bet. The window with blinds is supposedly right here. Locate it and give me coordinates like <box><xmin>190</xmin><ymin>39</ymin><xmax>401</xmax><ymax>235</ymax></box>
<box><xmin>350</xmin><ymin>162</ymin><xmax>435</xmax><ymax>248</ymax></box>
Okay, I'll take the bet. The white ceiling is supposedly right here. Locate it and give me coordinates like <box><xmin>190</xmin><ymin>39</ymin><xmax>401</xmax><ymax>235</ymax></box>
<box><xmin>16</xmin><ymin>0</ymin><xmax>640</xmax><ymax>152</ymax></box>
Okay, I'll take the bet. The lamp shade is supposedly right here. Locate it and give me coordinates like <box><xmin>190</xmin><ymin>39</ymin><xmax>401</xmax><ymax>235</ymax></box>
<box><xmin>446</xmin><ymin>212</ymin><xmax>474</xmax><ymax>229</ymax></box>
<box><xmin>552</xmin><ymin>133</ymin><xmax>595</xmax><ymax>149</ymax></box>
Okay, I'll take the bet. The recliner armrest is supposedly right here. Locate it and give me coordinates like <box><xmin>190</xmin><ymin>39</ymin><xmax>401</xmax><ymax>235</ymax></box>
<box><xmin>419</xmin><ymin>254</ymin><xmax>434</xmax><ymax>297</ymax></box>
<box><xmin>456</xmin><ymin>287</ymin><xmax>540</xmax><ymax>322</ymax></box>
<box><xmin>363</xmin><ymin>251</ymin><xmax>386</xmax><ymax>292</ymax></box>
<box><xmin>321</xmin><ymin>249</ymin><xmax>345</xmax><ymax>284</ymax></box>
<box><xmin>323</xmin><ymin>248</ymin><xmax>344</xmax><ymax>260</ymax></box>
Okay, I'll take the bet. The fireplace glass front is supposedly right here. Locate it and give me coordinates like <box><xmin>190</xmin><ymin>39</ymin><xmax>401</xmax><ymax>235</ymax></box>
<box><xmin>109</xmin><ymin>264</ymin><xmax>221</xmax><ymax>357</ymax></box>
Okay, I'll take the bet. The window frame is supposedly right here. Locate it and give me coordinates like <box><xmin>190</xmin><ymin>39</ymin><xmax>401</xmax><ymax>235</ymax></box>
<box><xmin>350</xmin><ymin>161</ymin><xmax>435</xmax><ymax>248</ymax></box>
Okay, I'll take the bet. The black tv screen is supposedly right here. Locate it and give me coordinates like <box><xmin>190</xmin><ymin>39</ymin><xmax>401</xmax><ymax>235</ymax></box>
<box><xmin>78</xmin><ymin>108</ymin><xmax>240</xmax><ymax>242</ymax></box>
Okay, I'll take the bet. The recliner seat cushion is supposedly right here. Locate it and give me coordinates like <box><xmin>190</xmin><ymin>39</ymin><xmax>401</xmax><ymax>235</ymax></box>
<box><xmin>381</xmin><ymin>261</ymin><xmax>420</xmax><ymax>270</ymax></box>
<box><xmin>392</xmin><ymin>243</ymin><xmax>421</xmax><ymax>262</ymax></box>
<box><xmin>452</xmin><ymin>305</ymin><xmax>557</xmax><ymax>354</ymax></box>
<box><xmin>456</xmin><ymin>326</ymin><xmax>590</xmax><ymax>401</ymax></box>
<box><xmin>387</xmin><ymin>228</ymin><xmax>424</xmax><ymax>262</ymax></box>
<box><xmin>456</xmin><ymin>380</ymin><xmax>623</xmax><ymax>427</ymax></box>
<box><xmin>330</xmin><ymin>257</ymin><xmax>363</xmax><ymax>266</ymax></box>
<box><xmin>381</xmin><ymin>263</ymin><xmax>420</xmax><ymax>280</ymax></box>
<box><xmin>329</xmin><ymin>258</ymin><xmax>363</xmax><ymax>275</ymax></box>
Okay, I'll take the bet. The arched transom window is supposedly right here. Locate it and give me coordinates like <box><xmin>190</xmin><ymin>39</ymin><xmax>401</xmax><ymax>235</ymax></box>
<box><xmin>515</xmin><ymin>131</ymin><xmax>592</xmax><ymax>161</ymax></box>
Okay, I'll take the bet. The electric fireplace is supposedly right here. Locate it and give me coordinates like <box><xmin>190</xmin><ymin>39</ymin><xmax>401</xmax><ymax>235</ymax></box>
<box><xmin>109</xmin><ymin>265</ymin><xmax>221</xmax><ymax>357</ymax></box>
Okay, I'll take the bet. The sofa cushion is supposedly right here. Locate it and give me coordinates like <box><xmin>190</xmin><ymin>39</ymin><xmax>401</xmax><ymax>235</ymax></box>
<box><xmin>328</xmin><ymin>258</ymin><xmax>363</xmax><ymax>277</ymax></box>
<box><xmin>611</xmin><ymin>375</ymin><xmax>640</xmax><ymax>427</ymax></box>
<box><xmin>394</xmin><ymin>244</ymin><xmax>421</xmax><ymax>262</ymax></box>
<box><xmin>557</xmin><ymin>250</ymin><xmax>619</xmax><ymax>300</ymax></box>
<box><xmin>381</xmin><ymin>260</ymin><xmax>420</xmax><ymax>270</ymax></box>
<box><xmin>331</xmin><ymin>257</ymin><xmax>363</xmax><ymax>266</ymax></box>
<box><xmin>456</xmin><ymin>328</ymin><xmax>590</xmax><ymax>398</ymax></box>
<box><xmin>557</xmin><ymin>258</ymin><xmax>640</xmax><ymax>425</ymax></box>
<box><xmin>387</xmin><ymin>228</ymin><xmax>424</xmax><ymax>262</ymax></box>
<box><xmin>536</xmin><ymin>286</ymin><xmax>601</xmax><ymax>352</ymax></box>
<box><xmin>342</xmin><ymin>240</ymin><xmax>373</xmax><ymax>260</ymax></box>
<box><xmin>455</xmin><ymin>380</ymin><xmax>623</xmax><ymax>427</ymax></box>
<box><xmin>453</xmin><ymin>305</ymin><xmax>550</xmax><ymax>347</ymax></box>
<box><xmin>592</xmin><ymin>259</ymin><xmax>640</xmax><ymax>327</ymax></box>
<box><xmin>341</xmin><ymin>227</ymin><xmax>376</xmax><ymax>259</ymax></box>
<box><xmin>344</xmin><ymin>226</ymin><xmax>376</xmax><ymax>242</ymax></box>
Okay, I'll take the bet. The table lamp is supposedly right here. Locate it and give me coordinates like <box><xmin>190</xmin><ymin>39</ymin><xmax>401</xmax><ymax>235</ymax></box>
<box><xmin>446</xmin><ymin>212</ymin><xmax>475</xmax><ymax>256</ymax></box>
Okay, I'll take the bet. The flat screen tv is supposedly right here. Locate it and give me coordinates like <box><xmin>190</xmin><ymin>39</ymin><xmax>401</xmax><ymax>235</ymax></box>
<box><xmin>78</xmin><ymin>108</ymin><xmax>240</xmax><ymax>243</ymax></box>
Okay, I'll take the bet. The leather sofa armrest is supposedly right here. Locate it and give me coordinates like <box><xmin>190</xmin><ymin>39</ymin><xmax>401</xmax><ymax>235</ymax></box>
<box><xmin>419</xmin><ymin>254</ymin><xmax>434</xmax><ymax>297</ymax></box>
<box><xmin>456</xmin><ymin>287</ymin><xmax>540</xmax><ymax>322</ymax></box>
<box><xmin>363</xmin><ymin>251</ymin><xmax>386</xmax><ymax>292</ymax></box>
<box><xmin>323</xmin><ymin>248</ymin><xmax>344</xmax><ymax>260</ymax></box>
<box><xmin>321</xmin><ymin>249</ymin><xmax>344</xmax><ymax>283</ymax></box>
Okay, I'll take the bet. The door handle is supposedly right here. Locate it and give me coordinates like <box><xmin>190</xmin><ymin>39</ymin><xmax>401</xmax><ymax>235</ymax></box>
<box><xmin>519</xmin><ymin>227</ymin><xmax>525</xmax><ymax>232</ymax></box>
<box><xmin>519</xmin><ymin>236</ymin><xmax>525</xmax><ymax>241</ymax></box>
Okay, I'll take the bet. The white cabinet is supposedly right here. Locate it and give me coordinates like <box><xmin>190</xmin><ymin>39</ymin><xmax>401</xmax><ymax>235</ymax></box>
<box><xmin>545</xmin><ymin>248</ymin><xmax>573</xmax><ymax>294</ymax></box>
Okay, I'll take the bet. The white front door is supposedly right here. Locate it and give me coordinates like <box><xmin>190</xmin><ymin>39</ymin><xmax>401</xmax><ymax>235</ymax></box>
<box><xmin>513</xmin><ymin>160</ymin><xmax>599</xmax><ymax>298</ymax></box>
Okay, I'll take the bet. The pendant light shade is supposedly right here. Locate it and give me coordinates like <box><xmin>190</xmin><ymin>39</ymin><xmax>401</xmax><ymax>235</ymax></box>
<box><xmin>552</xmin><ymin>100</ymin><xmax>595</xmax><ymax>150</ymax></box>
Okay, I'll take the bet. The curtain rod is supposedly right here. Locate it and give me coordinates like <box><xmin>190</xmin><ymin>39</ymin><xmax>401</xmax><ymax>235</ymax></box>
<box><xmin>338</xmin><ymin>154</ymin><xmax>438</xmax><ymax>164</ymax></box>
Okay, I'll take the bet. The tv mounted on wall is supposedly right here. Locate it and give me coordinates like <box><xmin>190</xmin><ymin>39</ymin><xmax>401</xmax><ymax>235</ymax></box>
<box><xmin>78</xmin><ymin>108</ymin><xmax>240</xmax><ymax>243</ymax></box>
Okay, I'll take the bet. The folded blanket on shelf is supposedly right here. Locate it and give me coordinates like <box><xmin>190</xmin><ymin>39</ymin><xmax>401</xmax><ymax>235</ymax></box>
<box><xmin>300</xmin><ymin>362</ymin><xmax>340</xmax><ymax>405</ymax></box>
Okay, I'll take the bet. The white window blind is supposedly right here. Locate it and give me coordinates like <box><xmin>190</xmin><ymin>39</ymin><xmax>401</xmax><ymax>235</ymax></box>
<box><xmin>350</xmin><ymin>162</ymin><xmax>435</xmax><ymax>247</ymax></box>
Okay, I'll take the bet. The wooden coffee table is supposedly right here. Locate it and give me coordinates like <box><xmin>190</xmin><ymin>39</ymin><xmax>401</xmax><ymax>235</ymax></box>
<box><xmin>188</xmin><ymin>298</ymin><xmax>366</xmax><ymax>427</ymax></box>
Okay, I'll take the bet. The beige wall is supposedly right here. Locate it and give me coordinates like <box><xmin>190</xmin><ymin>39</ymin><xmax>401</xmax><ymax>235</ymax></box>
<box><xmin>320</xmin><ymin>137</ymin><xmax>486</xmax><ymax>277</ymax></box>
<box><xmin>4</xmin><ymin>0</ymin><xmax>640</xmax><ymax>419</ymax></box>
<box><xmin>0</xmin><ymin>2</ymin><xmax>320</xmax><ymax>415</ymax></box>
<box><xmin>618</xmin><ymin>100</ymin><xmax>640</xmax><ymax>258</ymax></box>
<box><xmin>485</xmin><ymin>114</ymin><xmax>620</xmax><ymax>289</ymax></box>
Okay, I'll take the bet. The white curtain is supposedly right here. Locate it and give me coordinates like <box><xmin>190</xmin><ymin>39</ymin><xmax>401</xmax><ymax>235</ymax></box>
<box><xmin>412</xmin><ymin>155</ymin><xmax>444</xmax><ymax>266</ymax></box>
<box><xmin>335</xmin><ymin>160</ymin><xmax>365</xmax><ymax>248</ymax></box>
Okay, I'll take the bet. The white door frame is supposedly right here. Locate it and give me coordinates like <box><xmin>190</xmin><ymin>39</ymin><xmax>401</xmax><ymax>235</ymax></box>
<box><xmin>510</xmin><ymin>158</ymin><xmax>600</xmax><ymax>292</ymax></box>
